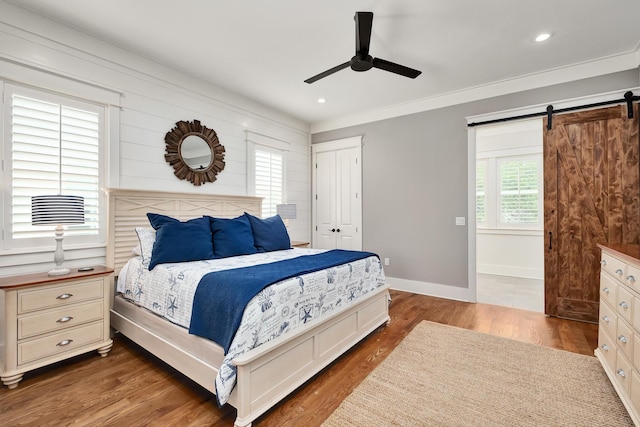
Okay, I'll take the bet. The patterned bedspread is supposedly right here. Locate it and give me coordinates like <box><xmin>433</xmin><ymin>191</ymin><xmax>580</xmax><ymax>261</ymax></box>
<box><xmin>117</xmin><ymin>248</ymin><xmax>386</xmax><ymax>405</ymax></box>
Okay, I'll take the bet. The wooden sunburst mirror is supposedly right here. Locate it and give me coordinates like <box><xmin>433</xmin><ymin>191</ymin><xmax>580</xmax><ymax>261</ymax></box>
<box><xmin>164</xmin><ymin>120</ymin><xmax>225</xmax><ymax>186</ymax></box>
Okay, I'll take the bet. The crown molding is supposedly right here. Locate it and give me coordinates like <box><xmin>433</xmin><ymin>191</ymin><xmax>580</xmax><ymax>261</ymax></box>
<box><xmin>310</xmin><ymin>49</ymin><xmax>640</xmax><ymax>134</ymax></box>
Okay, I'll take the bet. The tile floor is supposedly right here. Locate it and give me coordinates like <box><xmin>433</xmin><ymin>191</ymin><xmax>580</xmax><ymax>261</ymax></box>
<box><xmin>476</xmin><ymin>273</ymin><xmax>544</xmax><ymax>313</ymax></box>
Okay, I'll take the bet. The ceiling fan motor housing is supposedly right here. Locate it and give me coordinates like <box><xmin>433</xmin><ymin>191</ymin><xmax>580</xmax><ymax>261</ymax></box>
<box><xmin>351</xmin><ymin>55</ymin><xmax>374</xmax><ymax>71</ymax></box>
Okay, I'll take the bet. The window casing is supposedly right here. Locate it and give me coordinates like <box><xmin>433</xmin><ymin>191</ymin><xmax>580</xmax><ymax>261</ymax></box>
<box><xmin>2</xmin><ymin>83</ymin><xmax>106</xmax><ymax>251</ymax></box>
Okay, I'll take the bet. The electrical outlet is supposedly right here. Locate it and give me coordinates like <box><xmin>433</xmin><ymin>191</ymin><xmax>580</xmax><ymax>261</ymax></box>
<box><xmin>384</xmin><ymin>258</ymin><xmax>390</xmax><ymax>266</ymax></box>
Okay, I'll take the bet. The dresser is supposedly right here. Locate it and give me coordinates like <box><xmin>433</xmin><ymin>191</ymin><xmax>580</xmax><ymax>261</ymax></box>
<box><xmin>0</xmin><ymin>266</ymin><xmax>114</xmax><ymax>389</ymax></box>
<box><xmin>596</xmin><ymin>245</ymin><xmax>640</xmax><ymax>425</ymax></box>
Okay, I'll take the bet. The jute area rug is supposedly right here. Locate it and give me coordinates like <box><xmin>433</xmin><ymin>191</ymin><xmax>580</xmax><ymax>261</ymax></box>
<box><xmin>322</xmin><ymin>321</ymin><xmax>633</xmax><ymax>427</ymax></box>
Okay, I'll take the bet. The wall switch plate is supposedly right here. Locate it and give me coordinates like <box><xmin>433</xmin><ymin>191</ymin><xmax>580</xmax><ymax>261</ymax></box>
<box><xmin>455</xmin><ymin>217</ymin><xmax>466</xmax><ymax>226</ymax></box>
<box><xmin>384</xmin><ymin>258</ymin><xmax>390</xmax><ymax>266</ymax></box>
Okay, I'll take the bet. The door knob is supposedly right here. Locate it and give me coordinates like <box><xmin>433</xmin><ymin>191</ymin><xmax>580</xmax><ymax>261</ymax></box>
<box><xmin>330</xmin><ymin>228</ymin><xmax>336</xmax><ymax>232</ymax></box>
<box><xmin>336</xmin><ymin>228</ymin><xmax>341</xmax><ymax>232</ymax></box>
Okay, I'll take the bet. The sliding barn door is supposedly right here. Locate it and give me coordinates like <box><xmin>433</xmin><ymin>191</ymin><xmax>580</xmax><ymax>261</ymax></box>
<box><xmin>544</xmin><ymin>104</ymin><xmax>639</xmax><ymax>322</ymax></box>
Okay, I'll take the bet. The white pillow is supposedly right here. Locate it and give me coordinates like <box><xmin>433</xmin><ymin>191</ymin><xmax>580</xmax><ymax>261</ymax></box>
<box><xmin>135</xmin><ymin>227</ymin><xmax>156</xmax><ymax>268</ymax></box>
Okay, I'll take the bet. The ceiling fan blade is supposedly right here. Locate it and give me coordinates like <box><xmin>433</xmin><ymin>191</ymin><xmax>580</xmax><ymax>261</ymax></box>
<box><xmin>372</xmin><ymin>57</ymin><xmax>422</xmax><ymax>79</ymax></box>
<box><xmin>355</xmin><ymin>11</ymin><xmax>373</xmax><ymax>56</ymax></box>
<box><xmin>304</xmin><ymin>61</ymin><xmax>351</xmax><ymax>84</ymax></box>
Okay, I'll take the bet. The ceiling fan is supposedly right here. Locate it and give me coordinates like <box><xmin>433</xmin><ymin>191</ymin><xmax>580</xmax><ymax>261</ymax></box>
<box><xmin>304</xmin><ymin>11</ymin><xmax>422</xmax><ymax>84</ymax></box>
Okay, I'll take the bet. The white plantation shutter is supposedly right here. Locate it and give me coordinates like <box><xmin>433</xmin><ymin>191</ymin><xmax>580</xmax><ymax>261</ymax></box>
<box><xmin>476</xmin><ymin>160</ymin><xmax>486</xmax><ymax>224</ymax></box>
<box><xmin>6</xmin><ymin>87</ymin><xmax>103</xmax><ymax>248</ymax></box>
<box><xmin>498</xmin><ymin>158</ymin><xmax>541</xmax><ymax>226</ymax></box>
<box><xmin>254</xmin><ymin>147</ymin><xmax>283</xmax><ymax>217</ymax></box>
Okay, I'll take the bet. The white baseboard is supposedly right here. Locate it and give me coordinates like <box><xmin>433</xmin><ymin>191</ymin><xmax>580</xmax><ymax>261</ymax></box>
<box><xmin>387</xmin><ymin>276</ymin><xmax>475</xmax><ymax>303</ymax></box>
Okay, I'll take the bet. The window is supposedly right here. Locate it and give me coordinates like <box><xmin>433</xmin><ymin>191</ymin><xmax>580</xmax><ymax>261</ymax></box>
<box><xmin>498</xmin><ymin>158</ymin><xmax>540</xmax><ymax>225</ymax></box>
<box><xmin>246</xmin><ymin>131</ymin><xmax>289</xmax><ymax>218</ymax></box>
<box><xmin>254</xmin><ymin>146</ymin><xmax>284</xmax><ymax>217</ymax></box>
<box><xmin>3</xmin><ymin>84</ymin><xmax>105</xmax><ymax>250</ymax></box>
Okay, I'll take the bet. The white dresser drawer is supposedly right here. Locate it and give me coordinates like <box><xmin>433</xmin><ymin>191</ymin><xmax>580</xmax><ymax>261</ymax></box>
<box><xmin>18</xmin><ymin>321</ymin><xmax>104</xmax><ymax>365</ymax></box>
<box><xmin>17</xmin><ymin>279</ymin><xmax>103</xmax><ymax>314</ymax></box>
<box><xmin>627</xmin><ymin>264</ymin><xmax>640</xmax><ymax>293</ymax></box>
<box><xmin>599</xmin><ymin>300</ymin><xmax>618</xmax><ymax>339</ymax></box>
<box><xmin>601</xmin><ymin>273</ymin><xmax>619</xmax><ymax>308</ymax></box>
<box><xmin>602</xmin><ymin>252</ymin><xmax>627</xmax><ymax>283</ymax></box>
<box><xmin>18</xmin><ymin>300</ymin><xmax>104</xmax><ymax>339</ymax></box>
<box><xmin>632</xmin><ymin>371</ymin><xmax>640</xmax><ymax>413</ymax></box>
<box><xmin>617</xmin><ymin>285</ymin><xmax>634</xmax><ymax>324</ymax></box>
<box><xmin>599</xmin><ymin>325</ymin><xmax>617</xmax><ymax>371</ymax></box>
<box><xmin>617</xmin><ymin>320</ymin><xmax>634</xmax><ymax>361</ymax></box>
<box><xmin>615</xmin><ymin>352</ymin><xmax>633</xmax><ymax>395</ymax></box>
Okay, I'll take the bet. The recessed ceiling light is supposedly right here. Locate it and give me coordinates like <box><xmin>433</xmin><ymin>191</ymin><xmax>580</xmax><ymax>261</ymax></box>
<box><xmin>535</xmin><ymin>33</ymin><xmax>552</xmax><ymax>42</ymax></box>
<box><xmin>317</xmin><ymin>98</ymin><xmax>326</xmax><ymax>104</ymax></box>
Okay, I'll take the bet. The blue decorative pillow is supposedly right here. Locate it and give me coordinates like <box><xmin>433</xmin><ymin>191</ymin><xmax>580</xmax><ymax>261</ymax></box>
<box><xmin>146</xmin><ymin>214</ymin><xmax>213</xmax><ymax>270</ymax></box>
<box><xmin>208</xmin><ymin>215</ymin><xmax>257</xmax><ymax>258</ymax></box>
<box><xmin>147</xmin><ymin>212</ymin><xmax>179</xmax><ymax>229</ymax></box>
<box><xmin>244</xmin><ymin>212</ymin><xmax>291</xmax><ymax>252</ymax></box>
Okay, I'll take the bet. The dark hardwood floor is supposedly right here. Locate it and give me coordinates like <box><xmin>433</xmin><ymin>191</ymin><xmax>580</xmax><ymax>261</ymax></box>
<box><xmin>0</xmin><ymin>290</ymin><xmax>598</xmax><ymax>426</ymax></box>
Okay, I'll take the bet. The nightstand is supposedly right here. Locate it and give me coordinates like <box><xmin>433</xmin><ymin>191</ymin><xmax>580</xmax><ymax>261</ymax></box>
<box><xmin>291</xmin><ymin>241</ymin><xmax>310</xmax><ymax>248</ymax></box>
<box><xmin>0</xmin><ymin>266</ymin><xmax>114</xmax><ymax>389</ymax></box>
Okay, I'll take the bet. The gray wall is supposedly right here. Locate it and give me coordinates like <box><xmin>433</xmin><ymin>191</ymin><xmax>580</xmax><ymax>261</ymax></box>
<box><xmin>312</xmin><ymin>69</ymin><xmax>640</xmax><ymax>290</ymax></box>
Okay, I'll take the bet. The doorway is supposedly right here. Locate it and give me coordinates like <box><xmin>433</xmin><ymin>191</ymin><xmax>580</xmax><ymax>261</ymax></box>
<box><xmin>475</xmin><ymin>119</ymin><xmax>545</xmax><ymax>312</ymax></box>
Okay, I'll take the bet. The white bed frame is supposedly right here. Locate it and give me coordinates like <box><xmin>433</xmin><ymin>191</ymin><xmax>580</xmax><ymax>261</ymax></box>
<box><xmin>106</xmin><ymin>189</ymin><xmax>391</xmax><ymax>427</ymax></box>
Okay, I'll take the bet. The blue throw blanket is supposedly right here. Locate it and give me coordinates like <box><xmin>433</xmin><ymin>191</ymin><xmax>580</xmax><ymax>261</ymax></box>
<box><xmin>189</xmin><ymin>249</ymin><xmax>377</xmax><ymax>353</ymax></box>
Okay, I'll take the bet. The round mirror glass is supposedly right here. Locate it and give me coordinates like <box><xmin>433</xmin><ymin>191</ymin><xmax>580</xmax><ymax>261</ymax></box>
<box><xmin>180</xmin><ymin>135</ymin><xmax>212</xmax><ymax>170</ymax></box>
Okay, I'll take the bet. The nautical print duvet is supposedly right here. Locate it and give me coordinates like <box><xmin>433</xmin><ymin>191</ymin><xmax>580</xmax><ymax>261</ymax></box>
<box><xmin>116</xmin><ymin>248</ymin><xmax>386</xmax><ymax>405</ymax></box>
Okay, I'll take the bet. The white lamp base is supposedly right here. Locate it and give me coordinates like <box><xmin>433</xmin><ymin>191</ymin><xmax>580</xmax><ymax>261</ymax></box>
<box><xmin>49</xmin><ymin>225</ymin><xmax>70</xmax><ymax>276</ymax></box>
<box><xmin>48</xmin><ymin>267</ymin><xmax>71</xmax><ymax>276</ymax></box>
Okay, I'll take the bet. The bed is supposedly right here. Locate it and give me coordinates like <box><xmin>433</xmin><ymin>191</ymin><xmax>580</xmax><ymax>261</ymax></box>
<box><xmin>106</xmin><ymin>189</ymin><xmax>391</xmax><ymax>427</ymax></box>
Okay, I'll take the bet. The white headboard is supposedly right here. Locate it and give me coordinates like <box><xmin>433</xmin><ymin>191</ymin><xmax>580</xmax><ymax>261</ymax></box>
<box><xmin>106</xmin><ymin>189</ymin><xmax>262</xmax><ymax>274</ymax></box>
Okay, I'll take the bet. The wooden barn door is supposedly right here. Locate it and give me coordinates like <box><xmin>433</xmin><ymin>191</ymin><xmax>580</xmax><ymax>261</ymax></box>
<box><xmin>544</xmin><ymin>104</ymin><xmax>639</xmax><ymax>322</ymax></box>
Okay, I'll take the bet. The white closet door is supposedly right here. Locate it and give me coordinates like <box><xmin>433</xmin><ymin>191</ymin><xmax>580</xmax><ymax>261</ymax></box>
<box><xmin>314</xmin><ymin>150</ymin><xmax>338</xmax><ymax>249</ymax></box>
<box><xmin>335</xmin><ymin>147</ymin><xmax>361</xmax><ymax>250</ymax></box>
<box><xmin>312</xmin><ymin>137</ymin><xmax>362</xmax><ymax>250</ymax></box>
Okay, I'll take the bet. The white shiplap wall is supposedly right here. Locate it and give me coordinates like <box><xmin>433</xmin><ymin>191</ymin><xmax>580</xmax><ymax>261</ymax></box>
<box><xmin>0</xmin><ymin>3</ymin><xmax>311</xmax><ymax>276</ymax></box>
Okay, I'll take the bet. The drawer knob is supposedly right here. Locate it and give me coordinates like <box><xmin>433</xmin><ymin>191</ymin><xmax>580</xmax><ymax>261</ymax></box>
<box><xmin>56</xmin><ymin>316</ymin><xmax>74</xmax><ymax>324</ymax></box>
<box><xmin>619</xmin><ymin>301</ymin><xmax>629</xmax><ymax>310</ymax></box>
<box><xmin>615</xmin><ymin>269</ymin><xmax>624</xmax><ymax>276</ymax></box>
<box><xmin>56</xmin><ymin>293</ymin><xmax>73</xmax><ymax>300</ymax></box>
<box><xmin>601</xmin><ymin>344</ymin><xmax>609</xmax><ymax>351</ymax></box>
<box><xmin>603</xmin><ymin>287</ymin><xmax>610</xmax><ymax>295</ymax></box>
<box><xmin>602</xmin><ymin>315</ymin><xmax>610</xmax><ymax>323</ymax></box>
<box><xmin>601</xmin><ymin>260</ymin><xmax>607</xmax><ymax>266</ymax></box>
<box><xmin>56</xmin><ymin>339</ymin><xmax>73</xmax><ymax>347</ymax></box>
<box><xmin>617</xmin><ymin>369</ymin><xmax>627</xmax><ymax>378</ymax></box>
<box><xmin>628</xmin><ymin>275</ymin><xmax>636</xmax><ymax>284</ymax></box>
<box><xmin>618</xmin><ymin>335</ymin><xmax>628</xmax><ymax>344</ymax></box>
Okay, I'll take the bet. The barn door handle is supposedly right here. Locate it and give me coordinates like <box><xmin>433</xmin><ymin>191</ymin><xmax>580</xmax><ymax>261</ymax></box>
<box><xmin>548</xmin><ymin>232</ymin><xmax>552</xmax><ymax>250</ymax></box>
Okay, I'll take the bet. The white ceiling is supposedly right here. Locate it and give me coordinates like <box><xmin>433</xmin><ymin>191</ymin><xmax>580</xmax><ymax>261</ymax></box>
<box><xmin>6</xmin><ymin>0</ymin><xmax>640</xmax><ymax>129</ymax></box>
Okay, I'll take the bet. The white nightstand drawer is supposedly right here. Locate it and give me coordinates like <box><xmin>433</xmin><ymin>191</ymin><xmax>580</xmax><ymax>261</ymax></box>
<box><xmin>18</xmin><ymin>322</ymin><xmax>104</xmax><ymax>365</ymax></box>
<box><xmin>18</xmin><ymin>279</ymin><xmax>103</xmax><ymax>314</ymax></box>
<box><xmin>18</xmin><ymin>300</ymin><xmax>104</xmax><ymax>339</ymax></box>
